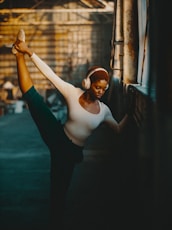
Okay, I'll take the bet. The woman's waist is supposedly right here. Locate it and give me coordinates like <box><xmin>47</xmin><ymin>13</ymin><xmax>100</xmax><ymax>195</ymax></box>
<box><xmin>63</xmin><ymin>125</ymin><xmax>89</xmax><ymax>147</ymax></box>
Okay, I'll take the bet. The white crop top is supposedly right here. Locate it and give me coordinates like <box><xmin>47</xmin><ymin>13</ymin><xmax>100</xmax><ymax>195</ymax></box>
<box><xmin>63</xmin><ymin>88</ymin><xmax>112</xmax><ymax>146</ymax></box>
<box><xmin>31</xmin><ymin>53</ymin><xmax>114</xmax><ymax>146</ymax></box>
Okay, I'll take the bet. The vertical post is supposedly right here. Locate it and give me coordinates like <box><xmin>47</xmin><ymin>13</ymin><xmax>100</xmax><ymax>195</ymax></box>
<box><xmin>123</xmin><ymin>0</ymin><xmax>138</xmax><ymax>84</ymax></box>
<box><xmin>112</xmin><ymin>0</ymin><xmax>123</xmax><ymax>79</ymax></box>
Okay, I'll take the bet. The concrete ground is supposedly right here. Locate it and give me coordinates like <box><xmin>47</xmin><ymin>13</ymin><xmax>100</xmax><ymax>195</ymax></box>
<box><xmin>0</xmin><ymin>108</ymin><xmax>125</xmax><ymax>230</ymax></box>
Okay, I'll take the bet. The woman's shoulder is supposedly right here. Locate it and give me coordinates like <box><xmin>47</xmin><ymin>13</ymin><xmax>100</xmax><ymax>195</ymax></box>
<box><xmin>99</xmin><ymin>101</ymin><xmax>112</xmax><ymax>114</ymax></box>
<box><xmin>64</xmin><ymin>84</ymin><xmax>84</xmax><ymax>99</ymax></box>
<box><xmin>70</xmin><ymin>85</ymin><xmax>84</xmax><ymax>96</ymax></box>
<box><xmin>99</xmin><ymin>101</ymin><xmax>109</xmax><ymax>109</ymax></box>
<box><xmin>62</xmin><ymin>82</ymin><xmax>82</xmax><ymax>92</ymax></box>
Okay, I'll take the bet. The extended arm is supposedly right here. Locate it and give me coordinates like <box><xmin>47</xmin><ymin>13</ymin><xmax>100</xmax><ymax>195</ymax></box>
<box><xmin>104</xmin><ymin>109</ymin><xmax>129</xmax><ymax>134</ymax></box>
<box><xmin>14</xmin><ymin>41</ymin><xmax>73</xmax><ymax>97</ymax></box>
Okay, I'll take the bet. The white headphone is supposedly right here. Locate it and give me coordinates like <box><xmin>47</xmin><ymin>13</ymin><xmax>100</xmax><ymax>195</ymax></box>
<box><xmin>82</xmin><ymin>67</ymin><xmax>109</xmax><ymax>90</ymax></box>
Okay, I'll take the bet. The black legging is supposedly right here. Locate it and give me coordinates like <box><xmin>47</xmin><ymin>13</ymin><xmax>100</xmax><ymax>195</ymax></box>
<box><xmin>23</xmin><ymin>86</ymin><xmax>83</xmax><ymax>229</ymax></box>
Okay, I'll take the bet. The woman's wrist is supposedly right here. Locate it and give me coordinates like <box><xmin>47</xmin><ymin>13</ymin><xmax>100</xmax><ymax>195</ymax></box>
<box><xmin>26</xmin><ymin>48</ymin><xmax>33</xmax><ymax>57</ymax></box>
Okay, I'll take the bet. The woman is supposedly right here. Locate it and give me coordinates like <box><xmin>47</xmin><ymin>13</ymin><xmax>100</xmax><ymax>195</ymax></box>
<box><xmin>13</xmin><ymin>29</ymin><xmax>128</xmax><ymax>229</ymax></box>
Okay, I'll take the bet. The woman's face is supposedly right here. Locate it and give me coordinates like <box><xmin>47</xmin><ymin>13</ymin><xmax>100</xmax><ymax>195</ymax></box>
<box><xmin>89</xmin><ymin>79</ymin><xmax>108</xmax><ymax>99</ymax></box>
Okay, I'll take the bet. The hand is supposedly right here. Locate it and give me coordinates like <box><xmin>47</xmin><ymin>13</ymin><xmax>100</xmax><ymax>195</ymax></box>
<box><xmin>14</xmin><ymin>41</ymin><xmax>33</xmax><ymax>57</ymax></box>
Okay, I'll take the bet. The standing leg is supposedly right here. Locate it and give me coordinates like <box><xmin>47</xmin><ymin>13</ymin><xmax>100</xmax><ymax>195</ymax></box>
<box><xmin>50</xmin><ymin>155</ymin><xmax>75</xmax><ymax>230</ymax></box>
